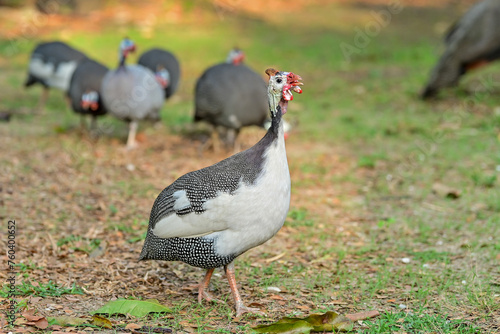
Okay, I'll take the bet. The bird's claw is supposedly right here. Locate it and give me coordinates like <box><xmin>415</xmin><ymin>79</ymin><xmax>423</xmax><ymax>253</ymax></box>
<box><xmin>198</xmin><ymin>290</ymin><xmax>223</xmax><ymax>305</ymax></box>
<box><xmin>235</xmin><ymin>303</ymin><xmax>265</xmax><ymax>318</ymax></box>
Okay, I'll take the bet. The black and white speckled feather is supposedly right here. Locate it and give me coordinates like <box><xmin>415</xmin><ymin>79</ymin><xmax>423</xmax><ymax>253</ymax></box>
<box><xmin>139</xmin><ymin>233</ymin><xmax>237</xmax><ymax>269</ymax></box>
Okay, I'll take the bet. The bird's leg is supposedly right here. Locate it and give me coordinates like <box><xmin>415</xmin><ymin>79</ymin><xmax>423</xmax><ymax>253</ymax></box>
<box><xmin>212</xmin><ymin>125</ymin><xmax>221</xmax><ymax>153</ymax></box>
<box><xmin>79</xmin><ymin>115</ymin><xmax>87</xmax><ymax>133</ymax></box>
<box><xmin>126</xmin><ymin>121</ymin><xmax>138</xmax><ymax>149</ymax></box>
<box><xmin>37</xmin><ymin>87</ymin><xmax>49</xmax><ymax>114</ymax></box>
<box><xmin>89</xmin><ymin>116</ymin><xmax>99</xmax><ymax>139</ymax></box>
<box><xmin>90</xmin><ymin>116</ymin><xmax>97</xmax><ymax>130</ymax></box>
<box><xmin>227</xmin><ymin>129</ymin><xmax>241</xmax><ymax>153</ymax></box>
<box><xmin>198</xmin><ymin>268</ymin><xmax>222</xmax><ymax>304</ymax></box>
<box><xmin>224</xmin><ymin>262</ymin><xmax>263</xmax><ymax>317</ymax></box>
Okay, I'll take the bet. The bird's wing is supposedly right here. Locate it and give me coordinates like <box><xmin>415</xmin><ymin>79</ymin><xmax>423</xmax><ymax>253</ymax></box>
<box><xmin>148</xmin><ymin>162</ymin><xmax>252</xmax><ymax>239</ymax></box>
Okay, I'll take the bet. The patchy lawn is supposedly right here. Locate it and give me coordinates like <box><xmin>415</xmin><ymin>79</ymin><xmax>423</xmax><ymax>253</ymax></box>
<box><xmin>0</xmin><ymin>0</ymin><xmax>499</xmax><ymax>333</ymax></box>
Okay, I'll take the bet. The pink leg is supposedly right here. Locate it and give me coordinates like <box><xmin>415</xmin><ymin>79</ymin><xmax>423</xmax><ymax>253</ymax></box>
<box><xmin>224</xmin><ymin>262</ymin><xmax>263</xmax><ymax>317</ymax></box>
<box><xmin>126</xmin><ymin>121</ymin><xmax>138</xmax><ymax>149</ymax></box>
<box><xmin>198</xmin><ymin>268</ymin><xmax>221</xmax><ymax>304</ymax></box>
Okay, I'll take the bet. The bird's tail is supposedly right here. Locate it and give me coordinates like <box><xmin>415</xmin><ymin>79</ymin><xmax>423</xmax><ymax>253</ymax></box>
<box><xmin>24</xmin><ymin>74</ymin><xmax>38</xmax><ymax>88</ymax></box>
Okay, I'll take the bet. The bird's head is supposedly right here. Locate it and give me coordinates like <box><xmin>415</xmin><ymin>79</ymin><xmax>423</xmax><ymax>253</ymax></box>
<box><xmin>226</xmin><ymin>48</ymin><xmax>245</xmax><ymax>65</ymax></box>
<box><xmin>119</xmin><ymin>37</ymin><xmax>136</xmax><ymax>63</ymax></box>
<box><xmin>155</xmin><ymin>66</ymin><xmax>170</xmax><ymax>89</ymax></box>
<box><xmin>80</xmin><ymin>91</ymin><xmax>99</xmax><ymax>111</ymax></box>
<box><xmin>265</xmin><ymin>68</ymin><xmax>303</xmax><ymax>116</ymax></box>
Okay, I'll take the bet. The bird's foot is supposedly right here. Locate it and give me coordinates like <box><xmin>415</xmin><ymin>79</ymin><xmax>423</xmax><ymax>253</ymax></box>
<box><xmin>198</xmin><ymin>290</ymin><xmax>223</xmax><ymax>304</ymax></box>
<box><xmin>125</xmin><ymin>142</ymin><xmax>138</xmax><ymax>150</ymax></box>
<box><xmin>235</xmin><ymin>302</ymin><xmax>265</xmax><ymax>318</ymax></box>
<box><xmin>89</xmin><ymin>129</ymin><xmax>100</xmax><ymax>140</ymax></box>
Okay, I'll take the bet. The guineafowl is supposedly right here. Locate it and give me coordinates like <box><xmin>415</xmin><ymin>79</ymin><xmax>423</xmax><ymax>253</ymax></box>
<box><xmin>67</xmin><ymin>58</ymin><xmax>109</xmax><ymax>131</ymax></box>
<box><xmin>101</xmin><ymin>38</ymin><xmax>164</xmax><ymax>149</ymax></box>
<box><xmin>194</xmin><ymin>49</ymin><xmax>268</xmax><ymax>151</ymax></box>
<box><xmin>421</xmin><ymin>0</ymin><xmax>500</xmax><ymax>99</ymax></box>
<box><xmin>140</xmin><ymin>68</ymin><xmax>303</xmax><ymax>317</ymax></box>
<box><xmin>137</xmin><ymin>48</ymin><xmax>181</xmax><ymax>100</ymax></box>
<box><xmin>25</xmin><ymin>41</ymin><xmax>87</xmax><ymax>111</ymax></box>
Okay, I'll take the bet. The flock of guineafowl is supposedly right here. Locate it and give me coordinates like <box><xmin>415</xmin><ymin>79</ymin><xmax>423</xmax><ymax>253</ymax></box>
<box><xmin>25</xmin><ymin>37</ymin><xmax>270</xmax><ymax>150</ymax></box>
<box><xmin>20</xmin><ymin>0</ymin><xmax>500</xmax><ymax>317</ymax></box>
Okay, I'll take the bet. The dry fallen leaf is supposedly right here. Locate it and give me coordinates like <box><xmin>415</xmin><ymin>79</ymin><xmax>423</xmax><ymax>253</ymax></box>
<box><xmin>270</xmin><ymin>294</ymin><xmax>286</xmax><ymax>300</ymax></box>
<box><xmin>125</xmin><ymin>323</ymin><xmax>142</xmax><ymax>330</ymax></box>
<box><xmin>432</xmin><ymin>183</ymin><xmax>461</xmax><ymax>199</ymax></box>
<box><xmin>23</xmin><ymin>314</ymin><xmax>45</xmax><ymax>322</ymax></box>
<box><xmin>25</xmin><ymin>318</ymin><xmax>49</xmax><ymax>330</ymax></box>
<box><xmin>345</xmin><ymin>310</ymin><xmax>380</xmax><ymax>321</ymax></box>
<box><xmin>91</xmin><ymin>314</ymin><xmax>113</xmax><ymax>329</ymax></box>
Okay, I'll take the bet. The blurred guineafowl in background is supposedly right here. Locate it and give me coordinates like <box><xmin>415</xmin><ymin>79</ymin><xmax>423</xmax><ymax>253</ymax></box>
<box><xmin>194</xmin><ymin>49</ymin><xmax>268</xmax><ymax>151</ymax></box>
<box><xmin>25</xmin><ymin>41</ymin><xmax>87</xmax><ymax>111</ymax></box>
<box><xmin>421</xmin><ymin>0</ymin><xmax>500</xmax><ymax>99</ymax></box>
<box><xmin>137</xmin><ymin>48</ymin><xmax>181</xmax><ymax>100</ymax></box>
<box><xmin>140</xmin><ymin>68</ymin><xmax>303</xmax><ymax>317</ymax></box>
<box><xmin>101</xmin><ymin>38</ymin><xmax>164</xmax><ymax>149</ymax></box>
<box><xmin>67</xmin><ymin>58</ymin><xmax>109</xmax><ymax>132</ymax></box>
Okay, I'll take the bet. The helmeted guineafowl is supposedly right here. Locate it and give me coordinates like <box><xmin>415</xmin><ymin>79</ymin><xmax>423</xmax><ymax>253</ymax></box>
<box><xmin>100</xmin><ymin>38</ymin><xmax>164</xmax><ymax>149</ymax></box>
<box><xmin>67</xmin><ymin>58</ymin><xmax>109</xmax><ymax>131</ymax></box>
<box><xmin>140</xmin><ymin>68</ymin><xmax>303</xmax><ymax>317</ymax></box>
<box><xmin>194</xmin><ymin>49</ymin><xmax>268</xmax><ymax>151</ymax></box>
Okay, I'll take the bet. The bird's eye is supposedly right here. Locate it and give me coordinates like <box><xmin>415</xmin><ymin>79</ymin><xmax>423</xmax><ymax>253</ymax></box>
<box><xmin>276</xmin><ymin>78</ymin><xmax>282</xmax><ymax>84</ymax></box>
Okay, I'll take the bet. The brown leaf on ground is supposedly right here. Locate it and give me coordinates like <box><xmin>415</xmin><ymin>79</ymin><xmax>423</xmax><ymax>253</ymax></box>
<box><xmin>270</xmin><ymin>294</ymin><xmax>286</xmax><ymax>300</ymax></box>
<box><xmin>346</xmin><ymin>310</ymin><xmax>380</xmax><ymax>321</ymax></box>
<box><xmin>11</xmin><ymin>327</ymin><xmax>36</xmax><ymax>333</ymax></box>
<box><xmin>25</xmin><ymin>317</ymin><xmax>49</xmax><ymax>330</ymax></box>
<box><xmin>432</xmin><ymin>183</ymin><xmax>461</xmax><ymax>199</ymax></box>
<box><xmin>22</xmin><ymin>312</ymin><xmax>39</xmax><ymax>322</ymax></box>
<box><xmin>34</xmin><ymin>318</ymin><xmax>49</xmax><ymax>329</ymax></box>
<box><xmin>125</xmin><ymin>323</ymin><xmax>142</xmax><ymax>330</ymax></box>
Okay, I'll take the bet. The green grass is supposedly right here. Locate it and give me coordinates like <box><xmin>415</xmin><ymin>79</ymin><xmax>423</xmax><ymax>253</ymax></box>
<box><xmin>1</xmin><ymin>280</ymin><xmax>84</xmax><ymax>298</ymax></box>
<box><xmin>57</xmin><ymin>235</ymin><xmax>102</xmax><ymax>253</ymax></box>
<box><xmin>360</xmin><ymin>310</ymin><xmax>481</xmax><ymax>333</ymax></box>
